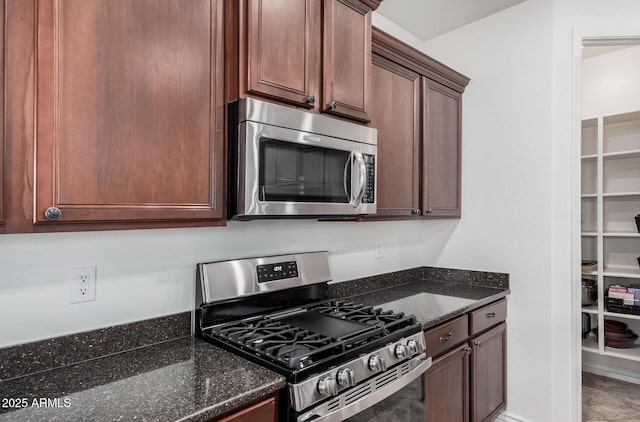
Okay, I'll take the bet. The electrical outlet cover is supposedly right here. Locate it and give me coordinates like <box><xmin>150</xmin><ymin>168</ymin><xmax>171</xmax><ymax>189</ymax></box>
<box><xmin>70</xmin><ymin>266</ymin><xmax>97</xmax><ymax>304</ymax></box>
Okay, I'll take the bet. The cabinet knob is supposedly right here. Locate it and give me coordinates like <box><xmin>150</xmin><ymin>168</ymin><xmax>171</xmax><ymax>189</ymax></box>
<box><xmin>305</xmin><ymin>95</ymin><xmax>316</xmax><ymax>105</ymax></box>
<box><xmin>424</xmin><ymin>208</ymin><xmax>433</xmax><ymax>215</ymax></box>
<box><xmin>411</xmin><ymin>209</ymin><xmax>421</xmax><ymax>215</ymax></box>
<box><xmin>44</xmin><ymin>207</ymin><xmax>62</xmax><ymax>221</ymax></box>
<box><xmin>465</xmin><ymin>346</ymin><xmax>472</xmax><ymax>354</ymax></box>
<box><xmin>329</xmin><ymin>100</ymin><xmax>337</xmax><ymax>110</ymax></box>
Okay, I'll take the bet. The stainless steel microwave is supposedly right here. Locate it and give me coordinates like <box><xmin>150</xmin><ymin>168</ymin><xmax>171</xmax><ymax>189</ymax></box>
<box><xmin>228</xmin><ymin>98</ymin><xmax>377</xmax><ymax>219</ymax></box>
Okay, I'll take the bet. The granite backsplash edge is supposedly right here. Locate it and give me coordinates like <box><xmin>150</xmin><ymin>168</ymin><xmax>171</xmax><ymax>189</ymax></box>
<box><xmin>328</xmin><ymin>265</ymin><xmax>509</xmax><ymax>299</ymax></box>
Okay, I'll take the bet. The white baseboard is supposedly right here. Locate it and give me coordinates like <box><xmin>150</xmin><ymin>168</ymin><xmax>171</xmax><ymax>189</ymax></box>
<box><xmin>495</xmin><ymin>412</ymin><xmax>530</xmax><ymax>422</ymax></box>
<box><xmin>583</xmin><ymin>360</ymin><xmax>640</xmax><ymax>385</ymax></box>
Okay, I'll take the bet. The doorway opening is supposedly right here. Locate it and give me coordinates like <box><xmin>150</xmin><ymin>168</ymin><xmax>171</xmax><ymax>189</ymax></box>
<box><xmin>575</xmin><ymin>36</ymin><xmax>640</xmax><ymax>421</ymax></box>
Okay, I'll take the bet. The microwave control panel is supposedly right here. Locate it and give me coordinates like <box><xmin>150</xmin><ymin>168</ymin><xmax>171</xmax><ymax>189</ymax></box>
<box><xmin>363</xmin><ymin>155</ymin><xmax>375</xmax><ymax>204</ymax></box>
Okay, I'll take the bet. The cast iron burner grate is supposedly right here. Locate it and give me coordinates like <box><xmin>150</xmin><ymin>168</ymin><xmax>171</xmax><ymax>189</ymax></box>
<box><xmin>307</xmin><ymin>300</ymin><xmax>414</xmax><ymax>334</ymax></box>
<box><xmin>209</xmin><ymin>300</ymin><xmax>418</xmax><ymax>371</ymax></box>
<box><xmin>214</xmin><ymin>318</ymin><xmax>347</xmax><ymax>369</ymax></box>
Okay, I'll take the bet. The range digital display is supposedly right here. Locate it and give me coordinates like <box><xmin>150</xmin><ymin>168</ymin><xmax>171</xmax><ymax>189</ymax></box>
<box><xmin>256</xmin><ymin>261</ymin><xmax>299</xmax><ymax>283</ymax></box>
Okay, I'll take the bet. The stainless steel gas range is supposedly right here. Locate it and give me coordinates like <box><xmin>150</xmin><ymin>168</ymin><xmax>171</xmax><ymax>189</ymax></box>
<box><xmin>195</xmin><ymin>252</ymin><xmax>431</xmax><ymax>421</ymax></box>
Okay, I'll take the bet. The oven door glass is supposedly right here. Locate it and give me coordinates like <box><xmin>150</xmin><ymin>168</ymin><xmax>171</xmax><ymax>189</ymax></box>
<box><xmin>259</xmin><ymin>138</ymin><xmax>352</xmax><ymax>203</ymax></box>
<box><xmin>344</xmin><ymin>376</ymin><xmax>425</xmax><ymax>422</ymax></box>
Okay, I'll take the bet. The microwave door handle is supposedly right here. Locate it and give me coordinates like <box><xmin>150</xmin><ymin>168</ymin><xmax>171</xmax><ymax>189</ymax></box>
<box><xmin>344</xmin><ymin>151</ymin><xmax>355</xmax><ymax>204</ymax></box>
<box><xmin>353</xmin><ymin>151</ymin><xmax>367</xmax><ymax>208</ymax></box>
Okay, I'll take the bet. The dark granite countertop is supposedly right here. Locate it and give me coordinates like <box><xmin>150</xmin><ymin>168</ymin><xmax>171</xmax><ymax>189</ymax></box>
<box><xmin>342</xmin><ymin>279</ymin><xmax>509</xmax><ymax>330</ymax></box>
<box><xmin>0</xmin><ymin>266</ymin><xmax>508</xmax><ymax>422</ymax></box>
<box><xmin>0</xmin><ymin>337</ymin><xmax>286</xmax><ymax>422</ymax></box>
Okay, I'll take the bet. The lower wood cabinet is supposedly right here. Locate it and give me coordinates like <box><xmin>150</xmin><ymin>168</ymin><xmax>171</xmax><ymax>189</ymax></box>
<box><xmin>213</xmin><ymin>395</ymin><xmax>277</xmax><ymax>422</ymax></box>
<box><xmin>424</xmin><ymin>301</ymin><xmax>507</xmax><ymax>422</ymax></box>
<box><xmin>471</xmin><ymin>323</ymin><xmax>507</xmax><ymax>422</ymax></box>
<box><xmin>425</xmin><ymin>344</ymin><xmax>470</xmax><ymax>422</ymax></box>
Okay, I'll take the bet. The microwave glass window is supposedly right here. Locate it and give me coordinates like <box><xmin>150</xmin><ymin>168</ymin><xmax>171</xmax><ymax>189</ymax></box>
<box><xmin>259</xmin><ymin>139</ymin><xmax>351</xmax><ymax>203</ymax></box>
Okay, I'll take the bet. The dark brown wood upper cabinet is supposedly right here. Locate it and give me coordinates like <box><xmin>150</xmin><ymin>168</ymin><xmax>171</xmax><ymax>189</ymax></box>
<box><xmin>244</xmin><ymin>0</ymin><xmax>321</xmax><ymax>108</ymax></box>
<box><xmin>322</xmin><ymin>0</ymin><xmax>372</xmax><ymax>122</ymax></box>
<box><xmin>423</xmin><ymin>78</ymin><xmax>462</xmax><ymax>217</ymax></box>
<box><xmin>229</xmin><ymin>0</ymin><xmax>376</xmax><ymax>122</ymax></box>
<box><xmin>34</xmin><ymin>0</ymin><xmax>225</xmax><ymax>224</ymax></box>
<box><xmin>0</xmin><ymin>0</ymin><xmax>4</xmax><ymax>225</ymax></box>
<box><xmin>370</xmin><ymin>54</ymin><xmax>420</xmax><ymax>216</ymax></box>
<box><xmin>371</xmin><ymin>28</ymin><xmax>469</xmax><ymax>219</ymax></box>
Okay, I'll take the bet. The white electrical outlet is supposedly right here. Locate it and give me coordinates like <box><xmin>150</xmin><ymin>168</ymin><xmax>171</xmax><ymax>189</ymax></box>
<box><xmin>70</xmin><ymin>266</ymin><xmax>97</xmax><ymax>304</ymax></box>
<box><xmin>375</xmin><ymin>242</ymin><xmax>383</xmax><ymax>259</ymax></box>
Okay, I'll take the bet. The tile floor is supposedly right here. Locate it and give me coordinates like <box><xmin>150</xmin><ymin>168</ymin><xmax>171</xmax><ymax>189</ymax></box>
<box><xmin>583</xmin><ymin>372</ymin><xmax>640</xmax><ymax>421</ymax></box>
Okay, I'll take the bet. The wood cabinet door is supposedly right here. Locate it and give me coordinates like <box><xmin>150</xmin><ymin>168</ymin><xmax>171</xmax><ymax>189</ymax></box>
<box><xmin>370</xmin><ymin>55</ymin><xmax>420</xmax><ymax>216</ymax></box>
<box><xmin>471</xmin><ymin>322</ymin><xmax>507</xmax><ymax>422</ymax></box>
<box><xmin>425</xmin><ymin>344</ymin><xmax>470</xmax><ymax>422</ymax></box>
<box><xmin>216</xmin><ymin>396</ymin><xmax>276</xmax><ymax>422</ymax></box>
<box><xmin>322</xmin><ymin>0</ymin><xmax>371</xmax><ymax>122</ymax></box>
<box><xmin>422</xmin><ymin>78</ymin><xmax>462</xmax><ymax>217</ymax></box>
<box><xmin>245</xmin><ymin>0</ymin><xmax>320</xmax><ymax>108</ymax></box>
<box><xmin>35</xmin><ymin>0</ymin><xmax>224</xmax><ymax>223</ymax></box>
<box><xmin>0</xmin><ymin>0</ymin><xmax>4</xmax><ymax>224</ymax></box>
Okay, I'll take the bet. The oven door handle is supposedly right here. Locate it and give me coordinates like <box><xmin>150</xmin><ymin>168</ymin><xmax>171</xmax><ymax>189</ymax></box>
<box><xmin>298</xmin><ymin>354</ymin><xmax>432</xmax><ymax>422</ymax></box>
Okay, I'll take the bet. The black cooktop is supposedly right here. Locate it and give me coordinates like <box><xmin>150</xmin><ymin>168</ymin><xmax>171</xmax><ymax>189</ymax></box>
<box><xmin>203</xmin><ymin>300</ymin><xmax>420</xmax><ymax>381</ymax></box>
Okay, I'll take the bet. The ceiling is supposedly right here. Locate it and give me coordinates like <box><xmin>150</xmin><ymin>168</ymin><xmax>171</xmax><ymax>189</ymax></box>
<box><xmin>582</xmin><ymin>45</ymin><xmax>636</xmax><ymax>60</ymax></box>
<box><xmin>376</xmin><ymin>0</ymin><xmax>527</xmax><ymax>41</ymax></box>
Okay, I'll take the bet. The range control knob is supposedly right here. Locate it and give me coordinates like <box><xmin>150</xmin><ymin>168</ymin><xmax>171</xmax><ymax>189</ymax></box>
<box><xmin>337</xmin><ymin>368</ymin><xmax>356</xmax><ymax>387</ymax></box>
<box><xmin>394</xmin><ymin>344</ymin><xmax>409</xmax><ymax>359</ymax></box>
<box><xmin>317</xmin><ymin>377</ymin><xmax>338</xmax><ymax>397</ymax></box>
<box><xmin>407</xmin><ymin>339</ymin><xmax>424</xmax><ymax>356</ymax></box>
<box><xmin>368</xmin><ymin>355</ymin><xmax>387</xmax><ymax>373</ymax></box>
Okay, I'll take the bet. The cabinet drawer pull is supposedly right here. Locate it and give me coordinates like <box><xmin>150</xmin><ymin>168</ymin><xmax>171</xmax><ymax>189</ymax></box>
<box><xmin>486</xmin><ymin>312</ymin><xmax>496</xmax><ymax>318</ymax></box>
<box><xmin>439</xmin><ymin>333</ymin><xmax>453</xmax><ymax>342</ymax></box>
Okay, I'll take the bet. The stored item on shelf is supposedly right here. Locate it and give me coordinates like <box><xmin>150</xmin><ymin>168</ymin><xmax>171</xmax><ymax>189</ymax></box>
<box><xmin>582</xmin><ymin>279</ymin><xmax>598</xmax><ymax>306</ymax></box>
<box><xmin>635</xmin><ymin>214</ymin><xmax>640</xmax><ymax>233</ymax></box>
<box><xmin>604</xmin><ymin>319</ymin><xmax>628</xmax><ymax>333</ymax></box>
<box><xmin>591</xmin><ymin>322</ymin><xmax>639</xmax><ymax>348</ymax></box>
<box><xmin>582</xmin><ymin>260</ymin><xmax>598</xmax><ymax>273</ymax></box>
<box><xmin>606</xmin><ymin>285</ymin><xmax>640</xmax><ymax>314</ymax></box>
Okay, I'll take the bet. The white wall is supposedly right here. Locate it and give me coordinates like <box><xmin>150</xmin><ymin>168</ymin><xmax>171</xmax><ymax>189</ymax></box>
<box><xmin>379</xmin><ymin>1</ymin><xmax>640</xmax><ymax>421</ymax></box>
<box><xmin>0</xmin><ymin>219</ymin><xmax>456</xmax><ymax>348</ymax></box>
<box><xmin>380</xmin><ymin>1</ymin><xmax>556</xmax><ymax>421</ymax></box>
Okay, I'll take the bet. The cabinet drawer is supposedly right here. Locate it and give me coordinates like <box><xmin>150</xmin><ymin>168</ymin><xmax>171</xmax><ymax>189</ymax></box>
<box><xmin>424</xmin><ymin>315</ymin><xmax>468</xmax><ymax>358</ymax></box>
<box><xmin>470</xmin><ymin>299</ymin><xmax>507</xmax><ymax>336</ymax></box>
<box><xmin>217</xmin><ymin>396</ymin><xmax>276</xmax><ymax>422</ymax></box>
